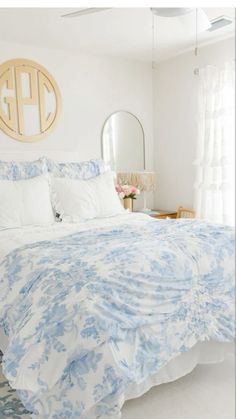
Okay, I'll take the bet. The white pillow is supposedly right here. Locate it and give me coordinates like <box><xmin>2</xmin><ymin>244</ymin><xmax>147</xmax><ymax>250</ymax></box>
<box><xmin>51</xmin><ymin>171</ymin><xmax>125</xmax><ymax>222</ymax></box>
<box><xmin>0</xmin><ymin>175</ymin><xmax>54</xmax><ymax>228</ymax></box>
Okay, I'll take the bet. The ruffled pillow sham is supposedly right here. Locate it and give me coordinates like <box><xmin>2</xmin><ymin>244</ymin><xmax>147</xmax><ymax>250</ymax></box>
<box><xmin>46</xmin><ymin>158</ymin><xmax>106</xmax><ymax>180</ymax></box>
<box><xmin>0</xmin><ymin>157</ymin><xmax>48</xmax><ymax>180</ymax></box>
<box><xmin>50</xmin><ymin>171</ymin><xmax>125</xmax><ymax>222</ymax></box>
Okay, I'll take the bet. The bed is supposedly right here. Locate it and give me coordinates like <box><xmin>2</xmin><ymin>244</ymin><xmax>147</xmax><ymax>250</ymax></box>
<box><xmin>0</xmin><ymin>152</ymin><xmax>235</xmax><ymax>419</ymax></box>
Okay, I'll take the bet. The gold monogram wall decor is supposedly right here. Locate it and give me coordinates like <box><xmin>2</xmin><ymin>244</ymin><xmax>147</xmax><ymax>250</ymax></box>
<box><xmin>0</xmin><ymin>59</ymin><xmax>61</xmax><ymax>142</ymax></box>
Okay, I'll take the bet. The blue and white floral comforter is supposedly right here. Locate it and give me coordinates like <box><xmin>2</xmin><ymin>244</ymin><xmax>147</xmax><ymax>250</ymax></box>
<box><xmin>0</xmin><ymin>215</ymin><xmax>235</xmax><ymax>418</ymax></box>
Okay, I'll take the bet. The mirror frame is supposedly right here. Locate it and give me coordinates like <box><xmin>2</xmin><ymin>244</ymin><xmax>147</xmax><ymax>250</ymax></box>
<box><xmin>101</xmin><ymin>110</ymin><xmax>146</xmax><ymax>171</ymax></box>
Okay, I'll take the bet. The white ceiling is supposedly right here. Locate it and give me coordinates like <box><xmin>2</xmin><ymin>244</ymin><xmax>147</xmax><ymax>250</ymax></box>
<box><xmin>0</xmin><ymin>8</ymin><xmax>234</xmax><ymax>62</ymax></box>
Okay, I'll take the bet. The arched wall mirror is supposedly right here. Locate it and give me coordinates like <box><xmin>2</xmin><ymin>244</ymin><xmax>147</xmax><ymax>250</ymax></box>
<box><xmin>101</xmin><ymin>111</ymin><xmax>145</xmax><ymax>172</ymax></box>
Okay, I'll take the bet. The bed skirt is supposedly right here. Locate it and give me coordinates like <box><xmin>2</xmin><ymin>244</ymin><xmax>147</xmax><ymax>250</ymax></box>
<box><xmin>99</xmin><ymin>341</ymin><xmax>233</xmax><ymax>419</ymax></box>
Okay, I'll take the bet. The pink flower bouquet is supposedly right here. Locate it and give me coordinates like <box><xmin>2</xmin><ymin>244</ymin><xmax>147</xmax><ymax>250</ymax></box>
<box><xmin>115</xmin><ymin>184</ymin><xmax>140</xmax><ymax>200</ymax></box>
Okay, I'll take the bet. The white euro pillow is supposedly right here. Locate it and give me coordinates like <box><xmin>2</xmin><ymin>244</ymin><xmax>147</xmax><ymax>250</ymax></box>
<box><xmin>0</xmin><ymin>175</ymin><xmax>54</xmax><ymax>228</ymax></box>
<box><xmin>51</xmin><ymin>171</ymin><xmax>125</xmax><ymax>222</ymax></box>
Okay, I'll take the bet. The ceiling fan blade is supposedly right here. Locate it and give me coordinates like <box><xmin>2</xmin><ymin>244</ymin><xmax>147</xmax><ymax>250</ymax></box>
<box><xmin>61</xmin><ymin>8</ymin><xmax>111</xmax><ymax>18</ymax></box>
<box><xmin>151</xmin><ymin>8</ymin><xmax>211</xmax><ymax>34</ymax></box>
<box><xmin>151</xmin><ymin>8</ymin><xmax>193</xmax><ymax>17</ymax></box>
<box><xmin>178</xmin><ymin>8</ymin><xmax>211</xmax><ymax>34</ymax></box>
<box><xmin>197</xmin><ymin>8</ymin><xmax>212</xmax><ymax>31</ymax></box>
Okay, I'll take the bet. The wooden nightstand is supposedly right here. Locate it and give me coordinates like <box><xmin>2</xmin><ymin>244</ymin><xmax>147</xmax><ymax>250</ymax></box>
<box><xmin>148</xmin><ymin>210</ymin><xmax>177</xmax><ymax>219</ymax></box>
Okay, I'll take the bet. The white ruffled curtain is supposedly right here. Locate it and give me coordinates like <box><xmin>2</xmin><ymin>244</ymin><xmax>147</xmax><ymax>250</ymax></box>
<box><xmin>194</xmin><ymin>62</ymin><xmax>235</xmax><ymax>225</ymax></box>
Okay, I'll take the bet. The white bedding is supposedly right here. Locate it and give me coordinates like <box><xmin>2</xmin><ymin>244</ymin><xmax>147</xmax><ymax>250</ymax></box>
<box><xmin>50</xmin><ymin>171</ymin><xmax>125</xmax><ymax>221</ymax></box>
<box><xmin>0</xmin><ymin>212</ymin><xmax>146</xmax><ymax>260</ymax></box>
<box><xmin>0</xmin><ymin>175</ymin><xmax>54</xmax><ymax>228</ymax></box>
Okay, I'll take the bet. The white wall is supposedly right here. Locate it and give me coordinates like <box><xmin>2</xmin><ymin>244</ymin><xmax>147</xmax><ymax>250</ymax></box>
<box><xmin>0</xmin><ymin>40</ymin><xmax>153</xmax><ymax>172</ymax></box>
<box><xmin>153</xmin><ymin>37</ymin><xmax>235</xmax><ymax>211</ymax></box>
<box><xmin>1</xmin><ymin>37</ymin><xmax>235</xmax><ymax>213</ymax></box>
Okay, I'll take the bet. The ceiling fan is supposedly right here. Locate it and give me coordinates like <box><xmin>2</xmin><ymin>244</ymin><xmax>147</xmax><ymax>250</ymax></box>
<box><xmin>61</xmin><ymin>7</ymin><xmax>211</xmax><ymax>32</ymax></box>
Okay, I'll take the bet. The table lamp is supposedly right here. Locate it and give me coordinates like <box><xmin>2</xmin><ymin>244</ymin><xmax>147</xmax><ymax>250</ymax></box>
<box><xmin>117</xmin><ymin>171</ymin><xmax>156</xmax><ymax>212</ymax></box>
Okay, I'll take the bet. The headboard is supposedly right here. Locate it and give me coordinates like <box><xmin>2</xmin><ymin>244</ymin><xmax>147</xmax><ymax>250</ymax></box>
<box><xmin>0</xmin><ymin>150</ymin><xmax>86</xmax><ymax>162</ymax></box>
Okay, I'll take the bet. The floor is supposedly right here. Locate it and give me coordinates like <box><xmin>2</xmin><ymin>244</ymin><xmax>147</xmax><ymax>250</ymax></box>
<box><xmin>0</xmin><ymin>353</ymin><xmax>234</xmax><ymax>419</ymax></box>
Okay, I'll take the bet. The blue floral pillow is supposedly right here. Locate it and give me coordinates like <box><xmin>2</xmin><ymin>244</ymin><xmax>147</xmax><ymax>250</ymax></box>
<box><xmin>0</xmin><ymin>157</ymin><xmax>48</xmax><ymax>180</ymax></box>
<box><xmin>46</xmin><ymin>158</ymin><xmax>106</xmax><ymax>180</ymax></box>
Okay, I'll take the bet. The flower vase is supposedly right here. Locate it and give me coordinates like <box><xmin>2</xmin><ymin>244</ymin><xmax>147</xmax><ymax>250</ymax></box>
<box><xmin>123</xmin><ymin>198</ymin><xmax>133</xmax><ymax>212</ymax></box>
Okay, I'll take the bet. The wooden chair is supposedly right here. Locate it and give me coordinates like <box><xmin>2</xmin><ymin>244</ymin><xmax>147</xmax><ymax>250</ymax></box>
<box><xmin>177</xmin><ymin>206</ymin><xmax>196</xmax><ymax>219</ymax></box>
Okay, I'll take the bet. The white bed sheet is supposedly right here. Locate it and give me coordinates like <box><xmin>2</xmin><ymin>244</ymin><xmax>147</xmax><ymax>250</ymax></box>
<box><xmin>0</xmin><ymin>212</ymin><xmax>149</xmax><ymax>260</ymax></box>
